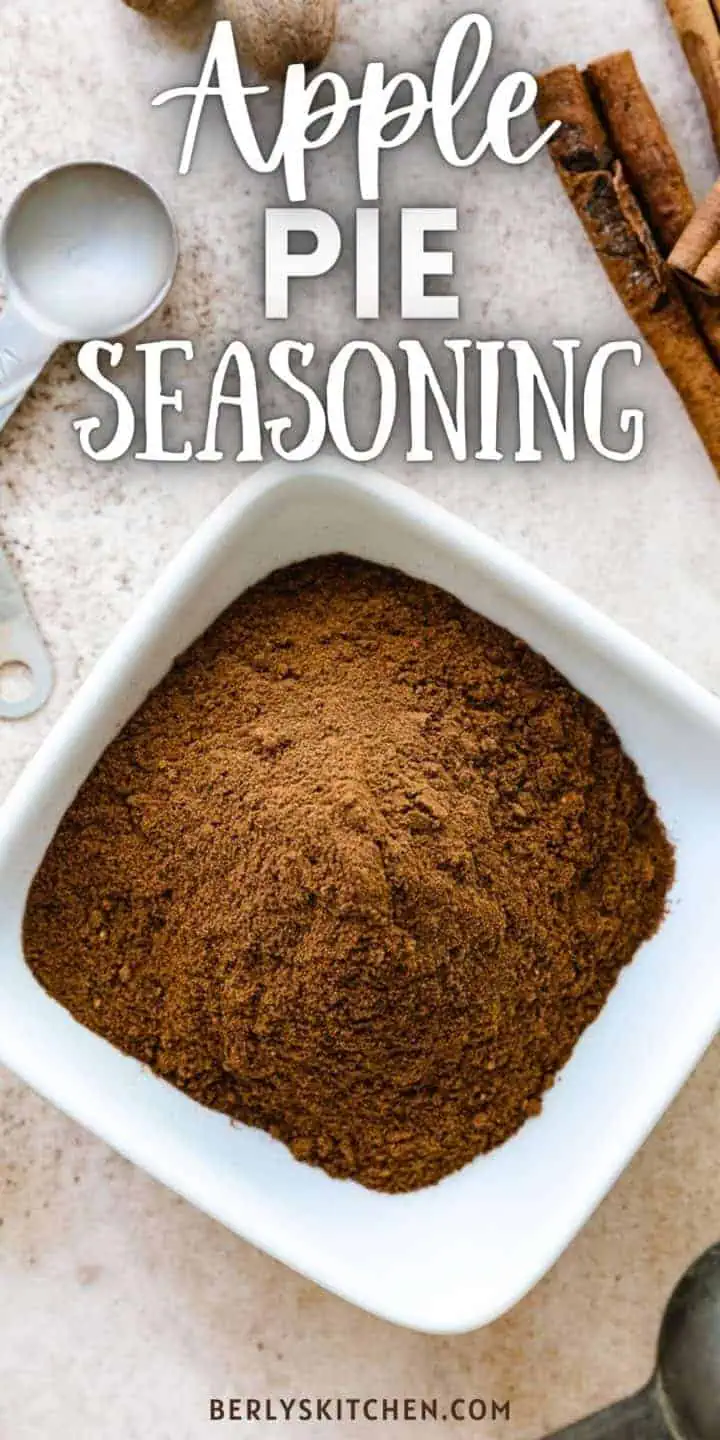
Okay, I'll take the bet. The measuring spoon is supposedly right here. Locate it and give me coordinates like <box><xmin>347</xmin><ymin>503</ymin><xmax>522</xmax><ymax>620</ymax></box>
<box><xmin>542</xmin><ymin>1243</ymin><xmax>720</xmax><ymax>1439</ymax></box>
<box><xmin>0</xmin><ymin>160</ymin><xmax>178</xmax><ymax>719</ymax></box>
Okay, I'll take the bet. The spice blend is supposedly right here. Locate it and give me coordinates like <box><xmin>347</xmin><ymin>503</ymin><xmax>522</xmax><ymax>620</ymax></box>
<box><xmin>23</xmin><ymin>558</ymin><xmax>674</xmax><ymax>1194</ymax></box>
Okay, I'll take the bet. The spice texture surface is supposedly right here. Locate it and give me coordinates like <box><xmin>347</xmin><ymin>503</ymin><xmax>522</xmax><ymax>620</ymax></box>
<box><xmin>23</xmin><ymin>557</ymin><xmax>675</xmax><ymax>1193</ymax></box>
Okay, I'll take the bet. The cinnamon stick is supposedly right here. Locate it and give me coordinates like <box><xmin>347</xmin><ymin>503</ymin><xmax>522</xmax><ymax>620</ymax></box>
<box><xmin>586</xmin><ymin>52</ymin><xmax>693</xmax><ymax>251</ymax></box>
<box><xmin>670</xmin><ymin>177</ymin><xmax>720</xmax><ymax>292</ymax></box>
<box><xmin>535</xmin><ymin>64</ymin><xmax>720</xmax><ymax>477</ymax></box>
<box><xmin>586</xmin><ymin>50</ymin><xmax>720</xmax><ymax>361</ymax></box>
<box><xmin>664</xmin><ymin>0</ymin><xmax>720</xmax><ymax>158</ymax></box>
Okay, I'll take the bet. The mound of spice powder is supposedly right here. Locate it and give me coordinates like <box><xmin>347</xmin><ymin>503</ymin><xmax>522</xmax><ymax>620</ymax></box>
<box><xmin>23</xmin><ymin>557</ymin><xmax>675</xmax><ymax>1193</ymax></box>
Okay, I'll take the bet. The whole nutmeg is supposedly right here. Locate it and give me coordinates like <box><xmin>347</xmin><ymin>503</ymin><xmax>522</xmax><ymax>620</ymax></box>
<box><xmin>223</xmin><ymin>0</ymin><xmax>338</xmax><ymax>81</ymax></box>
<box><xmin>122</xmin><ymin>0</ymin><xmax>199</xmax><ymax>16</ymax></box>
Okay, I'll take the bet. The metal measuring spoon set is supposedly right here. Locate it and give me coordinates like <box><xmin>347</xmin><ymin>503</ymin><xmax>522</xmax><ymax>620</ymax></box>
<box><xmin>0</xmin><ymin>160</ymin><xmax>177</xmax><ymax>719</ymax></box>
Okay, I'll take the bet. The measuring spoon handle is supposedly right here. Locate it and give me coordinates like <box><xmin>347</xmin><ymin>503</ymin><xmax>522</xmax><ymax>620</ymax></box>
<box><xmin>543</xmin><ymin>1385</ymin><xmax>672</xmax><ymax>1440</ymax></box>
<box><xmin>0</xmin><ymin>299</ymin><xmax>55</xmax><ymax>434</ymax></box>
<box><xmin>0</xmin><ymin>547</ymin><xmax>53</xmax><ymax>719</ymax></box>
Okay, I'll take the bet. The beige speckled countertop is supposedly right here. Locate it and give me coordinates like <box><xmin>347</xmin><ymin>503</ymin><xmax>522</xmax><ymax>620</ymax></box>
<box><xmin>1</xmin><ymin>0</ymin><xmax>719</xmax><ymax>1435</ymax></box>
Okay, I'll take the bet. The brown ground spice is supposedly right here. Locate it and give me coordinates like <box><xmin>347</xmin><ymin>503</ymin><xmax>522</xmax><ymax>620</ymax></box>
<box><xmin>23</xmin><ymin>557</ymin><xmax>675</xmax><ymax>1193</ymax></box>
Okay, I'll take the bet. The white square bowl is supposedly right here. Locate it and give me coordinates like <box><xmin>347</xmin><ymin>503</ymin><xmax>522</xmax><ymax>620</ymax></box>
<box><xmin>2</xmin><ymin>458</ymin><xmax>720</xmax><ymax>1334</ymax></box>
